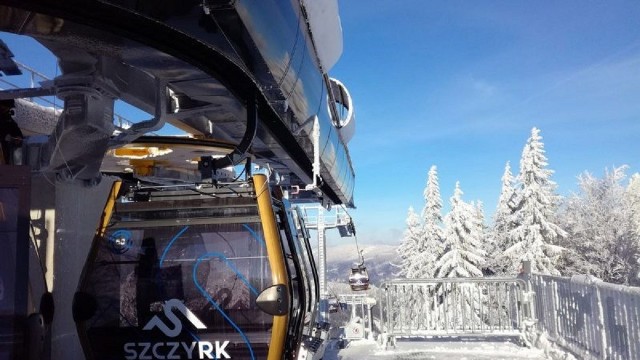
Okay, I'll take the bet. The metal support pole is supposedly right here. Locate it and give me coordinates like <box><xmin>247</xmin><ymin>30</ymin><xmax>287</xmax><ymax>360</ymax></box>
<box><xmin>367</xmin><ymin>303</ymin><xmax>374</xmax><ymax>340</ymax></box>
<box><xmin>318</xmin><ymin>207</ymin><xmax>326</xmax><ymax>299</ymax></box>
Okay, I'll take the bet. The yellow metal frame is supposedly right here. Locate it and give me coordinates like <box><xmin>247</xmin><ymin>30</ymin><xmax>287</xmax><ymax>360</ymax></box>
<box><xmin>253</xmin><ymin>174</ymin><xmax>289</xmax><ymax>360</ymax></box>
<box><xmin>97</xmin><ymin>180</ymin><xmax>122</xmax><ymax>236</ymax></box>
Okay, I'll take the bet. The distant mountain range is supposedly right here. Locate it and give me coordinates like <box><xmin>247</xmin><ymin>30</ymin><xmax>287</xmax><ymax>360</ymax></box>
<box><xmin>321</xmin><ymin>243</ymin><xmax>402</xmax><ymax>286</ymax></box>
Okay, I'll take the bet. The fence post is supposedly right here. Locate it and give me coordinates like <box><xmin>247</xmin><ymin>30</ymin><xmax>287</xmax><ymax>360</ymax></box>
<box><xmin>594</xmin><ymin>284</ymin><xmax>607</xmax><ymax>359</ymax></box>
<box><xmin>384</xmin><ymin>283</ymin><xmax>393</xmax><ymax>347</ymax></box>
<box><xmin>519</xmin><ymin>260</ymin><xmax>535</xmax><ymax>324</ymax></box>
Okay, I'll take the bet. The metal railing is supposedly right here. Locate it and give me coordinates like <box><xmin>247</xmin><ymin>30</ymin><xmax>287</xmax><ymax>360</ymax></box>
<box><xmin>336</xmin><ymin>294</ymin><xmax>377</xmax><ymax>340</ymax></box>
<box><xmin>380</xmin><ymin>277</ymin><xmax>534</xmax><ymax>344</ymax></box>
<box><xmin>300</xmin><ymin>205</ymin><xmax>351</xmax><ymax>229</ymax></box>
<box><xmin>0</xmin><ymin>60</ymin><xmax>63</xmax><ymax>113</ymax></box>
<box><xmin>532</xmin><ymin>274</ymin><xmax>640</xmax><ymax>360</ymax></box>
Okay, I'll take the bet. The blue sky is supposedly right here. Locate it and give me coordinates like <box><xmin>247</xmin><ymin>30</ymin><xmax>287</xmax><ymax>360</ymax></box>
<box><xmin>329</xmin><ymin>0</ymin><xmax>640</xmax><ymax>245</ymax></box>
<box><xmin>2</xmin><ymin>1</ymin><xmax>640</xmax><ymax>248</ymax></box>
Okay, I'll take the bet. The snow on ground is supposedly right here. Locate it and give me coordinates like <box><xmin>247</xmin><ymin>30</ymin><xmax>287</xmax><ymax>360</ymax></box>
<box><xmin>323</xmin><ymin>337</ymin><xmax>550</xmax><ymax>360</ymax></box>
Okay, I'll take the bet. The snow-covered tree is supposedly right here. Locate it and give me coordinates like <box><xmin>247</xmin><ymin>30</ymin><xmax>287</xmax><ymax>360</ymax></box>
<box><xmin>629</xmin><ymin>173</ymin><xmax>640</xmax><ymax>237</ymax></box>
<box><xmin>488</xmin><ymin>161</ymin><xmax>517</xmax><ymax>273</ymax></box>
<box><xmin>471</xmin><ymin>201</ymin><xmax>487</xmax><ymax>253</ymax></box>
<box><xmin>435</xmin><ymin>182</ymin><xmax>486</xmax><ymax>278</ymax></box>
<box><xmin>558</xmin><ymin>166</ymin><xmax>640</xmax><ymax>285</ymax></box>
<box><xmin>397</xmin><ymin>206</ymin><xmax>423</xmax><ymax>278</ymax></box>
<box><xmin>432</xmin><ymin>183</ymin><xmax>486</xmax><ymax>330</ymax></box>
<box><xmin>471</xmin><ymin>200</ymin><xmax>491</xmax><ymax>274</ymax></box>
<box><xmin>504</xmin><ymin>127</ymin><xmax>566</xmax><ymax>275</ymax></box>
<box><xmin>494</xmin><ymin>162</ymin><xmax>516</xmax><ymax>249</ymax></box>
<box><xmin>627</xmin><ymin>173</ymin><xmax>640</xmax><ymax>284</ymax></box>
<box><xmin>412</xmin><ymin>165</ymin><xmax>445</xmax><ymax>278</ymax></box>
<box><xmin>397</xmin><ymin>166</ymin><xmax>445</xmax><ymax>279</ymax></box>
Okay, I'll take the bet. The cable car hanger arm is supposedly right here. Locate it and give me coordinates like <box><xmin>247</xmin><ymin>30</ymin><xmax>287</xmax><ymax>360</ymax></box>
<box><xmin>198</xmin><ymin>95</ymin><xmax>258</xmax><ymax>179</ymax></box>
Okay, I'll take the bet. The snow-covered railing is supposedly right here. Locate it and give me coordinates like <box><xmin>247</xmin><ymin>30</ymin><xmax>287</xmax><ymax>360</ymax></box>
<box><xmin>381</xmin><ymin>277</ymin><xmax>533</xmax><ymax>346</ymax></box>
<box><xmin>532</xmin><ymin>274</ymin><xmax>640</xmax><ymax>360</ymax></box>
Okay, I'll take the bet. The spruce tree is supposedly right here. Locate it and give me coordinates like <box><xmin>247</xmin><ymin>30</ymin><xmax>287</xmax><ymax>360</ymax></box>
<box><xmin>505</xmin><ymin>127</ymin><xmax>566</xmax><ymax>275</ymax></box>
<box><xmin>489</xmin><ymin>161</ymin><xmax>517</xmax><ymax>273</ymax></box>
<box><xmin>397</xmin><ymin>206</ymin><xmax>423</xmax><ymax>278</ymax></box>
<box><xmin>472</xmin><ymin>201</ymin><xmax>488</xmax><ymax>271</ymax></box>
<box><xmin>435</xmin><ymin>182</ymin><xmax>486</xmax><ymax>278</ymax></box>
<box><xmin>414</xmin><ymin>165</ymin><xmax>445</xmax><ymax>278</ymax></box>
<box><xmin>434</xmin><ymin>183</ymin><xmax>486</xmax><ymax>329</ymax></box>
<box><xmin>472</xmin><ymin>201</ymin><xmax>487</xmax><ymax>246</ymax></box>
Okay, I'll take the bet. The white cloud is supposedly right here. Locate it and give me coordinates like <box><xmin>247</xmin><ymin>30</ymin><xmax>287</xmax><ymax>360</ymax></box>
<box><xmin>470</xmin><ymin>77</ymin><xmax>497</xmax><ymax>97</ymax></box>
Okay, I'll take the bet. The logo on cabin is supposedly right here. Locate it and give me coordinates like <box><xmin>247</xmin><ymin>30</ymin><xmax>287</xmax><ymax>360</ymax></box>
<box><xmin>143</xmin><ymin>298</ymin><xmax>206</xmax><ymax>337</ymax></box>
<box><xmin>123</xmin><ymin>299</ymin><xmax>230</xmax><ymax>359</ymax></box>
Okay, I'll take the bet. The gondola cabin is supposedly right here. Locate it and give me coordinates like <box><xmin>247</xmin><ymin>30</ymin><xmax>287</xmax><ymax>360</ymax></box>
<box><xmin>327</xmin><ymin>296</ymin><xmax>339</xmax><ymax>313</ymax></box>
<box><xmin>348</xmin><ymin>264</ymin><xmax>370</xmax><ymax>291</ymax></box>
<box><xmin>74</xmin><ymin>174</ymin><xmax>319</xmax><ymax>360</ymax></box>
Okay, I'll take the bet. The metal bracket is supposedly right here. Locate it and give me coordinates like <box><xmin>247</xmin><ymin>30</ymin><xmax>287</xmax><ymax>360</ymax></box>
<box><xmin>256</xmin><ymin>284</ymin><xmax>289</xmax><ymax>316</ymax></box>
<box><xmin>45</xmin><ymin>74</ymin><xmax>119</xmax><ymax>184</ymax></box>
<box><xmin>301</xmin><ymin>336</ymin><xmax>324</xmax><ymax>352</ymax></box>
<box><xmin>305</xmin><ymin>116</ymin><xmax>322</xmax><ymax>190</ymax></box>
<box><xmin>110</xmin><ymin>79</ymin><xmax>169</xmax><ymax>146</ymax></box>
<box><xmin>198</xmin><ymin>96</ymin><xmax>257</xmax><ymax>179</ymax></box>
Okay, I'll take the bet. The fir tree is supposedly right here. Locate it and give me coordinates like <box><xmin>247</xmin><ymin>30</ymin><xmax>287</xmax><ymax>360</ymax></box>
<box><xmin>414</xmin><ymin>165</ymin><xmax>445</xmax><ymax>278</ymax></box>
<box><xmin>434</xmin><ymin>183</ymin><xmax>486</xmax><ymax>329</ymax></box>
<box><xmin>472</xmin><ymin>201</ymin><xmax>487</xmax><ymax>247</ymax></box>
<box><xmin>435</xmin><ymin>182</ymin><xmax>486</xmax><ymax>278</ymax></box>
<box><xmin>472</xmin><ymin>200</ymin><xmax>489</xmax><ymax>272</ymax></box>
<box><xmin>489</xmin><ymin>161</ymin><xmax>517</xmax><ymax>273</ymax></box>
<box><xmin>505</xmin><ymin>127</ymin><xmax>566</xmax><ymax>275</ymax></box>
<box><xmin>397</xmin><ymin>206</ymin><xmax>423</xmax><ymax>278</ymax></box>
